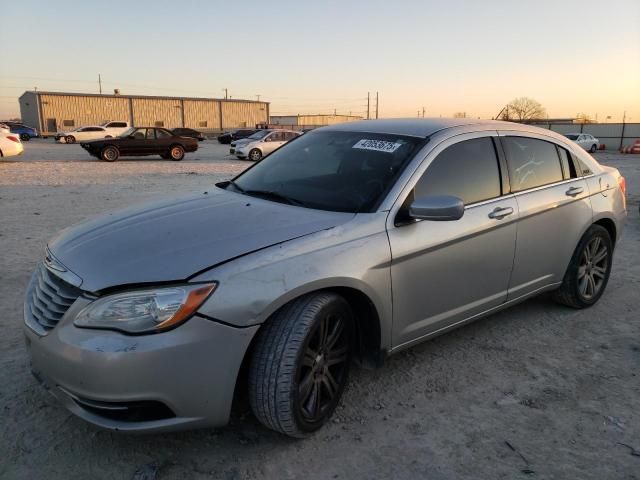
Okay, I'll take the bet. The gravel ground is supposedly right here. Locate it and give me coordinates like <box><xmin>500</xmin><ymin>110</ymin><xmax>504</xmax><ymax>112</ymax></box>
<box><xmin>1</xmin><ymin>143</ymin><xmax>639</xmax><ymax>480</ymax></box>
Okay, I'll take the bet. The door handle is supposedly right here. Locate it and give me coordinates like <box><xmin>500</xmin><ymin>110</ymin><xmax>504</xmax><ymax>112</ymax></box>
<box><xmin>566</xmin><ymin>186</ymin><xmax>584</xmax><ymax>197</ymax></box>
<box><xmin>488</xmin><ymin>206</ymin><xmax>514</xmax><ymax>220</ymax></box>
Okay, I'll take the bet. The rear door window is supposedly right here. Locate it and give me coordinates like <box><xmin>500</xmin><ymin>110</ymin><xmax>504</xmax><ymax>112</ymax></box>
<box><xmin>415</xmin><ymin>137</ymin><xmax>502</xmax><ymax>205</ymax></box>
<box><xmin>502</xmin><ymin>137</ymin><xmax>564</xmax><ymax>192</ymax></box>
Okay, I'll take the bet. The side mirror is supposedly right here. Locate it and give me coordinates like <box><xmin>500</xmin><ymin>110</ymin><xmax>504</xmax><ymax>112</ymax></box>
<box><xmin>409</xmin><ymin>195</ymin><xmax>464</xmax><ymax>221</ymax></box>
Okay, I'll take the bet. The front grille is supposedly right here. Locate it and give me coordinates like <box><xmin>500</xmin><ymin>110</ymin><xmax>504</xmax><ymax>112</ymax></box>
<box><xmin>27</xmin><ymin>263</ymin><xmax>83</xmax><ymax>332</ymax></box>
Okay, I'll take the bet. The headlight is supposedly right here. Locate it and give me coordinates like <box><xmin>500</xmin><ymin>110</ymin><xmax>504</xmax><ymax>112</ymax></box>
<box><xmin>74</xmin><ymin>284</ymin><xmax>217</xmax><ymax>334</ymax></box>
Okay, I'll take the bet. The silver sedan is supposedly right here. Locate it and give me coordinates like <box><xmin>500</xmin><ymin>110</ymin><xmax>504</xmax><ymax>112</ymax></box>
<box><xmin>24</xmin><ymin>119</ymin><xmax>627</xmax><ymax>437</ymax></box>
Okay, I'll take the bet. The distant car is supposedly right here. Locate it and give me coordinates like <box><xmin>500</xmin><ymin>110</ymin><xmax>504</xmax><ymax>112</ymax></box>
<box><xmin>232</xmin><ymin>129</ymin><xmax>301</xmax><ymax>161</ymax></box>
<box><xmin>5</xmin><ymin>122</ymin><xmax>38</xmax><ymax>141</ymax></box>
<box><xmin>56</xmin><ymin>126</ymin><xmax>110</xmax><ymax>144</ymax></box>
<box><xmin>565</xmin><ymin>133</ymin><xmax>599</xmax><ymax>153</ymax></box>
<box><xmin>172</xmin><ymin>128</ymin><xmax>206</xmax><ymax>141</ymax></box>
<box><xmin>0</xmin><ymin>131</ymin><xmax>24</xmax><ymax>157</ymax></box>
<box><xmin>100</xmin><ymin>121</ymin><xmax>130</xmax><ymax>137</ymax></box>
<box><xmin>217</xmin><ymin>129</ymin><xmax>259</xmax><ymax>144</ymax></box>
<box><xmin>81</xmin><ymin>127</ymin><xmax>198</xmax><ymax>162</ymax></box>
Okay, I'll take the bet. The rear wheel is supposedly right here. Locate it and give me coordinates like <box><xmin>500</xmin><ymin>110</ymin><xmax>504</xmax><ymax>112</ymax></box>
<box><xmin>248</xmin><ymin>293</ymin><xmax>354</xmax><ymax>437</ymax></box>
<box><xmin>248</xmin><ymin>148</ymin><xmax>262</xmax><ymax>161</ymax></box>
<box><xmin>552</xmin><ymin>224</ymin><xmax>612</xmax><ymax>308</ymax></box>
<box><xmin>20</xmin><ymin>133</ymin><xmax>30</xmax><ymax>141</ymax></box>
<box><xmin>589</xmin><ymin>144</ymin><xmax>597</xmax><ymax>153</ymax></box>
<box><xmin>66</xmin><ymin>135</ymin><xmax>76</xmax><ymax>144</ymax></box>
<box><xmin>169</xmin><ymin>145</ymin><xmax>184</xmax><ymax>161</ymax></box>
<box><xmin>100</xmin><ymin>146</ymin><xmax>119</xmax><ymax>162</ymax></box>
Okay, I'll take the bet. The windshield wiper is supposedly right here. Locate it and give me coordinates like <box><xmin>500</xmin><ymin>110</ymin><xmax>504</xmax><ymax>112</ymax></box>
<box><xmin>243</xmin><ymin>189</ymin><xmax>306</xmax><ymax>207</ymax></box>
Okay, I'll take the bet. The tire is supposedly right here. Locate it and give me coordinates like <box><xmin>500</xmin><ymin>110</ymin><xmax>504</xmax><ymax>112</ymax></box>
<box><xmin>552</xmin><ymin>224</ymin><xmax>613</xmax><ymax>309</ymax></box>
<box><xmin>100</xmin><ymin>146</ymin><xmax>119</xmax><ymax>162</ymax></box>
<box><xmin>589</xmin><ymin>144</ymin><xmax>597</xmax><ymax>153</ymax></box>
<box><xmin>248</xmin><ymin>148</ymin><xmax>262</xmax><ymax>161</ymax></box>
<box><xmin>66</xmin><ymin>135</ymin><xmax>76</xmax><ymax>144</ymax></box>
<box><xmin>105</xmin><ymin>135</ymin><xmax>113</xmax><ymax>139</ymax></box>
<box><xmin>168</xmin><ymin>144</ymin><xmax>184</xmax><ymax>161</ymax></box>
<box><xmin>248</xmin><ymin>293</ymin><xmax>354</xmax><ymax>438</ymax></box>
<box><xmin>20</xmin><ymin>134</ymin><xmax>30</xmax><ymax>141</ymax></box>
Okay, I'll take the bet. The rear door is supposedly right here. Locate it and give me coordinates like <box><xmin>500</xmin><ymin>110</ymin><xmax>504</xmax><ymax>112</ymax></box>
<box><xmin>387</xmin><ymin>133</ymin><xmax>518</xmax><ymax>348</ymax></box>
<box><xmin>498</xmin><ymin>132</ymin><xmax>592</xmax><ymax>299</ymax></box>
<box><xmin>155</xmin><ymin>128</ymin><xmax>175</xmax><ymax>152</ymax></box>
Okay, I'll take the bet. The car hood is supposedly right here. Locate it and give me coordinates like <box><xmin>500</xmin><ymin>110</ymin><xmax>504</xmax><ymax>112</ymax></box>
<box><xmin>48</xmin><ymin>188</ymin><xmax>355</xmax><ymax>292</ymax></box>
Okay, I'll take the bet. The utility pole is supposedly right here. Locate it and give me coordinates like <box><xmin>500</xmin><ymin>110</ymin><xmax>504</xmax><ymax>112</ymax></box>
<box><xmin>367</xmin><ymin>92</ymin><xmax>370</xmax><ymax>120</ymax></box>
<box><xmin>223</xmin><ymin>88</ymin><xmax>228</xmax><ymax>100</ymax></box>
<box><xmin>256</xmin><ymin>94</ymin><xmax>261</xmax><ymax>101</ymax></box>
<box><xmin>375</xmin><ymin>92</ymin><xmax>379</xmax><ymax>119</ymax></box>
<box><xmin>422</xmin><ymin>106</ymin><xmax>425</xmax><ymax>118</ymax></box>
<box><xmin>334</xmin><ymin>108</ymin><xmax>337</xmax><ymax>115</ymax></box>
<box><xmin>98</xmin><ymin>74</ymin><xmax>102</xmax><ymax>95</ymax></box>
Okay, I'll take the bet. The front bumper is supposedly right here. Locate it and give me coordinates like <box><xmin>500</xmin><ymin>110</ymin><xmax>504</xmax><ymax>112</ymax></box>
<box><xmin>24</xmin><ymin>293</ymin><xmax>259</xmax><ymax>433</ymax></box>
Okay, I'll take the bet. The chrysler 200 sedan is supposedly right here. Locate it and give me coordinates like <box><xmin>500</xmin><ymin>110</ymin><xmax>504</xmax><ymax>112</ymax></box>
<box><xmin>24</xmin><ymin>119</ymin><xmax>626</xmax><ymax>437</ymax></box>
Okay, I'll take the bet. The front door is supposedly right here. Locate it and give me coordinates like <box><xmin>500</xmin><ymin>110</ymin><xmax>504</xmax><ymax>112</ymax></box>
<box><xmin>387</xmin><ymin>134</ymin><xmax>518</xmax><ymax>349</ymax></box>
<box><xmin>262</xmin><ymin>131</ymin><xmax>286</xmax><ymax>155</ymax></box>
<box><xmin>498</xmin><ymin>133</ymin><xmax>593</xmax><ymax>298</ymax></box>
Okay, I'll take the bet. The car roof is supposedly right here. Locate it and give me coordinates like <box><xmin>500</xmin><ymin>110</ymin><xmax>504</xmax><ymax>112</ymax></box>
<box><xmin>321</xmin><ymin>118</ymin><xmax>545</xmax><ymax>138</ymax></box>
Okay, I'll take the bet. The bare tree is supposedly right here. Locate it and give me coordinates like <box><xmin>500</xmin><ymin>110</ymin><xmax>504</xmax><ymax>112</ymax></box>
<box><xmin>575</xmin><ymin>113</ymin><xmax>594</xmax><ymax>124</ymax></box>
<box><xmin>452</xmin><ymin>112</ymin><xmax>467</xmax><ymax>118</ymax></box>
<box><xmin>499</xmin><ymin>97</ymin><xmax>546</xmax><ymax>121</ymax></box>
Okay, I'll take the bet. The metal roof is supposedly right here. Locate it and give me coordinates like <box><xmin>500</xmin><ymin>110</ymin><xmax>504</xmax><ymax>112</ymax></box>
<box><xmin>19</xmin><ymin>91</ymin><xmax>268</xmax><ymax>104</ymax></box>
<box><xmin>322</xmin><ymin>118</ymin><xmax>520</xmax><ymax>138</ymax></box>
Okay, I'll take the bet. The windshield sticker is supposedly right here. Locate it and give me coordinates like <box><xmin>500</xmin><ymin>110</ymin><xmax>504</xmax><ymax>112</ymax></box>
<box><xmin>353</xmin><ymin>139</ymin><xmax>402</xmax><ymax>153</ymax></box>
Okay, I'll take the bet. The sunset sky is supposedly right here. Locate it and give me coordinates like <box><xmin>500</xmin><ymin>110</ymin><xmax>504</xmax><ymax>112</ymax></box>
<box><xmin>1</xmin><ymin>0</ymin><xmax>638</xmax><ymax>121</ymax></box>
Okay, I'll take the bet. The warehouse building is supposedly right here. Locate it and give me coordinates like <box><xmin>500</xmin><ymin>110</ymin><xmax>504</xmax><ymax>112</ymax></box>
<box><xmin>19</xmin><ymin>91</ymin><xmax>269</xmax><ymax>136</ymax></box>
<box><xmin>269</xmin><ymin>114</ymin><xmax>362</xmax><ymax>128</ymax></box>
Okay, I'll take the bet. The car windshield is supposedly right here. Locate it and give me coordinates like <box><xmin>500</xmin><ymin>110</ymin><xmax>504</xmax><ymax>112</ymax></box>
<box><xmin>565</xmin><ymin>134</ymin><xmax>579</xmax><ymax>140</ymax></box>
<box><xmin>118</xmin><ymin>127</ymin><xmax>136</xmax><ymax>138</ymax></box>
<box><xmin>246</xmin><ymin>130</ymin><xmax>270</xmax><ymax>140</ymax></box>
<box><xmin>227</xmin><ymin>130</ymin><xmax>424</xmax><ymax>213</ymax></box>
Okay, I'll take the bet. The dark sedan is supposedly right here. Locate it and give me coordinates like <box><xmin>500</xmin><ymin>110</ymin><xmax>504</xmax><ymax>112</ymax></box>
<box><xmin>172</xmin><ymin>128</ymin><xmax>206</xmax><ymax>141</ymax></box>
<box><xmin>217</xmin><ymin>128</ymin><xmax>258</xmax><ymax>144</ymax></box>
<box><xmin>81</xmin><ymin>127</ymin><xmax>198</xmax><ymax>162</ymax></box>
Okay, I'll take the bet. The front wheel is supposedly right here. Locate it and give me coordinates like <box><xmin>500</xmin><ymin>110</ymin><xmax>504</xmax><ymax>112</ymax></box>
<box><xmin>100</xmin><ymin>146</ymin><xmax>119</xmax><ymax>162</ymax></box>
<box><xmin>248</xmin><ymin>148</ymin><xmax>262</xmax><ymax>161</ymax></box>
<box><xmin>66</xmin><ymin>135</ymin><xmax>76</xmax><ymax>144</ymax></box>
<box><xmin>552</xmin><ymin>224</ymin><xmax>613</xmax><ymax>308</ymax></box>
<box><xmin>169</xmin><ymin>145</ymin><xmax>184</xmax><ymax>161</ymax></box>
<box><xmin>589</xmin><ymin>144</ymin><xmax>597</xmax><ymax>153</ymax></box>
<box><xmin>248</xmin><ymin>293</ymin><xmax>354</xmax><ymax>437</ymax></box>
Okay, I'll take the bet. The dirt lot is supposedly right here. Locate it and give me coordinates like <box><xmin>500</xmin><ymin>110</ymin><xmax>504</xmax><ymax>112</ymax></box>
<box><xmin>1</xmin><ymin>141</ymin><xmax>639</xmax><ymax>480</ymax></box>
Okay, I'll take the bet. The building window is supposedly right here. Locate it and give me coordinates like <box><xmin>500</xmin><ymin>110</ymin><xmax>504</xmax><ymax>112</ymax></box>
<box><xmin>199</xmin><ymin>121</ymin><xmax>207</xmax><ymax>128</ymax></box>
<box><xmin>63</xmin><ymin>119</ymin><xmax>75</xmax><ymax>127</ymax></box>
<box><xmin>155</xmin><ymin>121</ymin><xmax>164</xmax><ymax>127</ymax></box>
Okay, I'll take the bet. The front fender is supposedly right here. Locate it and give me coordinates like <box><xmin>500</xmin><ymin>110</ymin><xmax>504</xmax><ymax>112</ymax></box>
<box><xmin>192</xmin><ymin>213</ymin><xmax>394</xmax><ymax>350</ymax></box>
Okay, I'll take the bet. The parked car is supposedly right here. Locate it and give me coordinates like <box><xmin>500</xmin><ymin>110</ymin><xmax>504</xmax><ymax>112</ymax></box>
<box><xmin>217</xmin><ymin>128</ymin><xmax>259</xmax><ymax>144</ymax></box>
<box><xmin>5</xmin><ymin>122</ymin><xmax>38</xmax><ymax>141</ymax></box>
<box><xmin>56</xmin><ymin>126</ymin><xmax>110</xmax><ymax>143</ymax></box>
<box><xmin>0</xmin><ymin>130</ymin><xmax>24</xmax><ymax>157</ymax></box>
<box><xmin>23</xmin><ymin>119</ymin><xmax>626</xmax><ymax>437</ymax></box>
<box><xmin>100</xmin><ymin>121</ymin><xmax>130</xmax><ymax>136</ymax></box>
<box><xmin>172</xmin><ymin>128</ymin><xmax>206</xmax><ymax>141</ymax></box>
<box><xmin>565</xmin><ymin>133</ymin><xmax>599</xmax><ymax>153</ymax></box>
<box><xmin>232</xmin><ymin>129</ymin><xmax>301</xmax><ymax>160</ymax></box>
<box><xmin>80</xmin><ymin>127</ymin><xmax>198</xmax><ymax>161</ymax></box>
